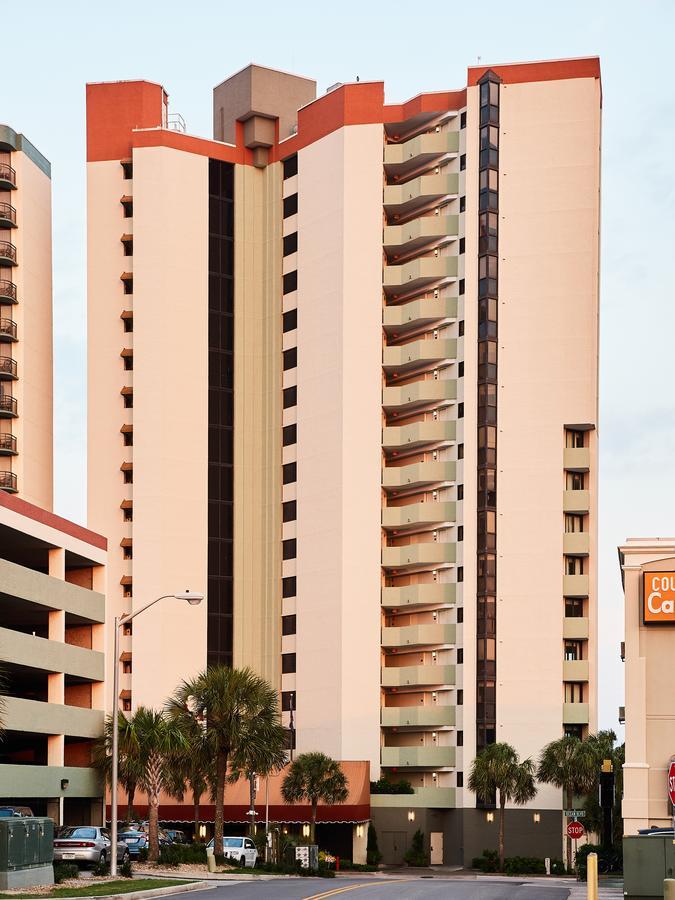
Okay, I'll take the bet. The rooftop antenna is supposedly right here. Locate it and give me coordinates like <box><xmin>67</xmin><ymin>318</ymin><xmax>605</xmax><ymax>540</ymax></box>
<box><xmin>356</xmin><ymin>75</ymin><xmax>360</xmax><ymax>82</ymax></box>
<box><xmin>477</xmin><ymin>56</ymin><xmax>482</xmax><ymax>64</ymax></box>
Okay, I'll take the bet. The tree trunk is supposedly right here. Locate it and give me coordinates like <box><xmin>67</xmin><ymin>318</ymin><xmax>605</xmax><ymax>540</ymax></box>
<box><xmin>498</xmin><ymin>797</ymin><xmax>506</xmax><ymax>872</ymax></box>
<box><xmin>565</xmin><ymin>787</ymin><xmax>573</xmax><ymax>872</ymax></box>
<box><xmin>126</xmin><ymin>784</ymin><xmax>135</xmax><ymax>823</ymax></box>
<box><xmin>148</xmin><ymin>793</ymin><xmax>160</xmax><ymax>862</ymax></box>
<box><xmin>310</xmin><ymin>800</ymin><xmax>318</xmax><ymax>844</ymax></box>
<box><xmin>248</xmin><ymin>773</ymin><xmax>257</xmax><ymax>837</ymax></box>
<box><xmin>192</xmin><ymin>787</ymin><xmax>201</xmax><ymax>838</ymax></box>
<box><xmin>214</xmin><ymin>750</ymin><xmax>227</xmax><ymax>857</ymax></box>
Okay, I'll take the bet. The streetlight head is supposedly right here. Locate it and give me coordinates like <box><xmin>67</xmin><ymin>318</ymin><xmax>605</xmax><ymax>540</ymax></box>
<box><xmin>174</xmin><ymin>590</ymin><xmax>204</xmax><ymax>606</ymax></box>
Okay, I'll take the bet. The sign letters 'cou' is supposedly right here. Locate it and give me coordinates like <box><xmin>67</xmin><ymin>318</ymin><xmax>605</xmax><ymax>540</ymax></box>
<box><xmin>643</xmin><ymin>573</ymin><xmax>675</xmax><ymax>624</ymax></box>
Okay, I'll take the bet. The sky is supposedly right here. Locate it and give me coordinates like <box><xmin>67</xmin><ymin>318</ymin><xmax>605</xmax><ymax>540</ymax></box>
<box><xmin>3</xmin><ymin>0</ymin><xmax>674</xmax><ymax>737</ymax></box>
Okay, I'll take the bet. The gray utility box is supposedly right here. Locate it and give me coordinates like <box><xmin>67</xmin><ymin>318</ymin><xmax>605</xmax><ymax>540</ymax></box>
<box><xmin>0</xmin><ymin>817</ymin><xmax>54</xmax><ymax>889</ymax></box>
<box><xmin>624</xmin><ymin>835</ymin><xmax>675</xmax><ymax>900</ymax></box>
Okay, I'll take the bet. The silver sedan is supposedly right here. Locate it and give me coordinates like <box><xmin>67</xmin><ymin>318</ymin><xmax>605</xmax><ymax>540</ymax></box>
<box><xmin>54</xmin><ymin>826</ymin><xmax>129</xmax><ymax>867</ymax></box>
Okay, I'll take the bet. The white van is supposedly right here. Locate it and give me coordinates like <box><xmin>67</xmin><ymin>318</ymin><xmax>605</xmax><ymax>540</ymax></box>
<box><xmin>207</xmin><ymin>836</ymin><xmax>258</xmax><ymax>868</ymax></box>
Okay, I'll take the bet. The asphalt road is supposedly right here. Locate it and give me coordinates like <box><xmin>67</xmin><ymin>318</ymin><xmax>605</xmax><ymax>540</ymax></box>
<box><xmin>178</xmin><ymin>876</ymin><xmax>573</xmax><ymax>899</ymax></box>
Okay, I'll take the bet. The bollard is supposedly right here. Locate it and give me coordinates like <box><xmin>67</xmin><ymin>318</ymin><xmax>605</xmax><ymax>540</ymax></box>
<box><xmin>545</xmin><ymin>857</ymin><xmax>551</xmax><ymax>876</ymax></box>
<box><xmin>206</xmin><ymin>847</ymin><xmax>217</xmax><ymax>873</ymax></box>
<box><xmin>665</xmin><ymin>879</ymin><xmax>675</xmax><ymax>900</ymax></box>
<box><xmin>587</xmin><ymin>852</ymin><xmax>598</xmax><ymax>900</ymax></box>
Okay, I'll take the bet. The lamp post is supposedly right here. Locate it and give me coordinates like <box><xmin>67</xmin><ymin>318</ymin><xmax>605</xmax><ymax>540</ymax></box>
<box><xmin>110</xmin><ymin>591</ymin><xmax>203</xmax><ymax>876</ymax></box>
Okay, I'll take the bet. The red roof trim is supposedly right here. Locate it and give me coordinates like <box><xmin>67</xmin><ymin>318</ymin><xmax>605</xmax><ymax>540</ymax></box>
<box><xmin>0</xmin><ymin>491</ymin><xmax>107</xmax><ymax>551</ymax></box>
<box><xmin>107</xmin><ymin>803</ymin><xmax>370</xmax><ymax>824</ymax></box>
<box><xmin>467</xmin><ymin>57</ymin><xmax>600</xmax><ymax>86</ymax></box>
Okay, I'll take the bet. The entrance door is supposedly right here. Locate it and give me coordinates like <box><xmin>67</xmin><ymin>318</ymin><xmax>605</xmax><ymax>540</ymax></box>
<box><xmin>430</xmin><ymin>831</ymin><xmax>443</xmax><ymax>865</ymax></box>
<box><xmin>382</xmin><ymin>831</ymin><xmax>407</xmax><ymax>865</ymax></box>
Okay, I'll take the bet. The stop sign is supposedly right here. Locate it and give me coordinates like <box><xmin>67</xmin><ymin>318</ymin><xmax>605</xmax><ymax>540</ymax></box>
<box><xmin>567</xmin><ymin>820</ymin><xmax>585</xmax><ymax>840</ymax></box>
<box><xmin>668</xmin><ymin>759</ymin><xmax>675</xmax><ymax>807</ymax></box>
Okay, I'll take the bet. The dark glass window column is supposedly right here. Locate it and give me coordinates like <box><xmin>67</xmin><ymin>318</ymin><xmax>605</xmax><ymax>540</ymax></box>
<box><xmin>207</xmin><ymin>160</ymin><xmax>235</xmax><ymax>668</ymax></box>
<box><xmin>476</xmin><ymin>72</ymin><xmax>500</xmax><ymax>755</ymax></box>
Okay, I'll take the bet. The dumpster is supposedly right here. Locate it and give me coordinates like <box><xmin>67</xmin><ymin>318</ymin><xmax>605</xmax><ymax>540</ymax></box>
<box><xmin>0</xmin><ymin>817</ymin><xmax>53</xmax><ymax>889</ymax></box>
<box><xmin>624</xmin><ymin>835</ymin><xmax>675</xmax><ymax>900</ymax></box>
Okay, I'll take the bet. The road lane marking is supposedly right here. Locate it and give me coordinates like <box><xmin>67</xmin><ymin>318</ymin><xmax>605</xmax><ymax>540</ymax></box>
<box><xmin>305</xmin><ymin>879</ymin><xmax>415</xmax><ymax>900</ymax></box>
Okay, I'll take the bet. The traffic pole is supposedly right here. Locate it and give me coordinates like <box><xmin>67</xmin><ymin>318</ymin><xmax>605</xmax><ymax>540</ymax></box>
<box><xmin>587</xmin><ymin>852</ymin><xmax>598</xmax><ymax>900</ymax></box>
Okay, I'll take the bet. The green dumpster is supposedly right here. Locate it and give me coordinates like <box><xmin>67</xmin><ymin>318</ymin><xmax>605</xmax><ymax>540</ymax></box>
<box><xmin>624</xmin><ymin>835</ymin><xmax>675</xmax><ymax>900</ymax></box>
<box><xmin>0</xmin><ymin>818</ymin><xmax>53</xmax><ymax>889</ymax></box>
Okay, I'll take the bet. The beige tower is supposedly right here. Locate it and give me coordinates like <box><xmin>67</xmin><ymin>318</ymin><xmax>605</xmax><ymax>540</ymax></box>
<box><xmin>0</xmin><ymin>126</ymin><xmax>53</xmax><ymax>508</ymax></box>
<box><xmin>87</xmin><ymin>57</ymin><xmax>600</xmax><ymax>865</ymax></box>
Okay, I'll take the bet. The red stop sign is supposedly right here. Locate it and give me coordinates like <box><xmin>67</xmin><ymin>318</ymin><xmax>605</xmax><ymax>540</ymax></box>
<box><xmin>668</xmin><ymin>759</ymin><xmax>675</xmax><ymax>807</ymax></box>
<box><xmin>567</xmin><ymin>820</ymin><xmax>585</xmax><ymax>840</ymax></box>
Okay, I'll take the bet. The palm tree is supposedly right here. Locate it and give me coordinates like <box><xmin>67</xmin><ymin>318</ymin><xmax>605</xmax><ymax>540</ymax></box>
<box><xmin>165</xmin><ymin>737</ymin><xmax>212</xmax><ymax>838</ymax></box>
<box><xmin>537</xmin><ymin>735</ymin><xmax>598</xmax><ymax>868</ymax></box>
<box><xmin>468</xmin><ymin>742</ymin><xmax>537</xmax><ymax>871</ymax></box>
<box><xmin>166</xmin><ymin>666</ymin><xmax>283</xmax><ymax>856</ymax></box>
<box><xmin>93</xmin><ymin>710</ymin><xmax>144</xmax><ymax>823</ymax></box>
<box><xmin>281</xmin><ymin>752</ymin><xmax>349</xmax><ymax>843</ymax></box>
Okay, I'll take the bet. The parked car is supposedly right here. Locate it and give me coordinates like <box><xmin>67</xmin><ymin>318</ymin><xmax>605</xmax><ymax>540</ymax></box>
<box><xmin>53</xmin><ymin>826</ymin><xmax>129</xmax><ymax>867</ymax></box>
<box><xmin>206</xmin><ymin>836</ymin><xmax>258</xmax><ymax>868</ymax></box>
<box><xmin>638</xmin><ymin>826</ymin><xmax>674</xmax><ymax>837</ymax></box>
<box><xmin>118</xmin><ymin>830</ymin><xmax>148</xmax><ymax>859</ymax></box>
<box><xmin>164</xmin><ymin>829</ymin><xmax>188</xmax><ymax>844</ymax></box>
<box><xmin>0</xmin><ymin>806</ymin><xmax>33</xmax><ymax>817</ymax></box>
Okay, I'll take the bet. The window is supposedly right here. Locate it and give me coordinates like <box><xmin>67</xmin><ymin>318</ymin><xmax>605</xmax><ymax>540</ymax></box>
<box><xmin>457</xmin><ymin>443</ymin><xmax>464</xmax><ymax>459</ymax></box>
<box><xmin>123</xmin><ymin>430</ymin><xmax>133</xmax><ymax>446</ymax></box>
<box><xmin>565</xmin><ymin>514</ymin><xmax>585</xmax><ymax>534</ymax></box>
<box><xmin>457</xmin><ymin>689</ymin><xmax>463</xmax><ymax>705</ymax></box>
<box><xmin>282</xmin><ymin>538</ymin><xmax>296</xmax><ymax>560</ymax></box>
<box><xmin>283</xmin><ymin>385</ymin><xmax>297</xmax><ymax>408</ymax></box>
<box><xmin>457</xmin><ymin>648</ymin><xmax>463</xmax><ymax>664</ymax></box>
<box><xmin>566</xmin><ymin>556</ymin><xmax>584</xmax><ymax>575</ymax></box>
<box><xmin>457</xmin><ymin>484</ymin><xmax>463</xmax><ymax>500</ymax></box>
<box><xmin>283</xmin><ymin>193</ymin><xmax>298</xmax><ymax>218</ymax></box>
<box><xmin>283</xmin><ymin>308</ymin><xmax>297</xmax><ymax>333</ymax></box>
<box><xmin>123</xmin><ymin>544</ymin><xmax>132</xmax><ymax>560</ymax></box>
<box><xmin>565</xmin><ymin>598</ymin><xmax>584</xmax><ymax>618</ymax></box>
<box><xmin>283</xmin><ymin>155</ymin><xmax>298</xmax><ymax>179</ymax></box>
<box><xmin>457</xmin><ymin>730</ymin><xmax>463</xmax><ymax>746</ymax></box>
<box><xmin>283</xmin><ymin>347</ymin><xmax>297</xmax><ymax>370</ymax></box>
<box><xmin>123</xmin><ymin>393</ymin><xmax>133</xmax><ymax>409</ymax></box>
<box><xmin>457</xmin><ymin>566</ymin><xmax>464</xmax><ymax>583</ymax></box>
<box><xmin>459</xmin><ymin>196</ymin><xmax>466</xmax><ymax>213</ymax></box>
<box><xmin>123</xmin><ymin>469</ymin><xmax>133</xmax><ymax>484</ymax></box>
<box><xmin>459</xmin><ymin>278</ymin><xmax>465</xmax><ymax>295</ymax></box>
<box><xmin>123</xmin><ymin>316</ymin><xmax>133</xmax><ymax>333</ymax></box>
<box><xmin>459</xmin><ymin>237</ymin><xmax>465</xmax><ymax>255</ymax></box>
<box><xmin>457</xmin><ymin>525</ymin><xmax>463</xmax><ymax>541</ymax></box>
<box><xmin>564</xmin><ymin>683</ymin><xmax>584</xmax><ymax>704</ymax></box>
<box><xmin>564</xmin><ymin>641</ymin><xmax>583</xmax><ymax>661</ymax></box>
<box><xmin>282</xmin><ymin>576</ymin><xmax>296</xmax><ymax>598</ymax></box>
<box><xmin>282</xmin><ymin>614</ymin><xmax>297</xmax><ymax>636</ymax></box>
<box><xmin>283</xmin><ymin>271</ymin><xmax>297</xmax><ymax>294</ymax></box>
<box><xmin>458</xmin><ymin>320</ymin><xmax>464</xmax><ymax>336</ymax></box>
<box><xmin>121</xmin><ymin>160</ymin><xmax>133</xmax><ymax>179</ymax></box>
<box><xmin>122</xmin><ymin>699</ymin><xmax>132</xmax><ymax>711</ymax></box>
<box><xmin>458</xmin><ymin>402</ymin><xmax>464</xmax><ymax>418</ymax></box>
<box><xmin>283</xmin><ymin>424</ymin><xmax>297</xmax><ymax>446</ymax></box>
<box><xmin>566</xmin><ymin>429</ymin><xmax>585</xmax><ymax>449</ymax></box>
<box><xmin>123</xmin><ymin>660</ymin><xmax>132</xmax><ymax>674</ymax></box>
<box><xmin>121</xmin><ymin>198</ymin><xmax>133</xmax><ymax>217</ymax></box>
<box><xmin>281</xmin><ymin>690</ymin><xmax>295</xmax><ymax>711</ymax></box>
<box><xmin>457</xmin><ymin>607</ymin><xmax>463</xmax><ymax>623</ymax></box>
<box><xmin>283</xmin><ymin>462</ymin><xmax>297</xmax><ymax>484</ymax></box>
<box><xmin>282</xmin><ymin>652</ymin><xmax>296</xmax><ymax>674</ymax></box>
<box><xmin>123</xmin><ymin>278</ymin><xmax>133</xmax><ymax>295</ymax></box>
<box><xmin>122</xmin><ymin>238</ymin><xmax>133</xmax><ymax>257</ymax></box>
<box><xmin>457</xmin><ymin>771</ymin><xmax>464</xmax><ymax>788</ymax></box>
<box><xmin>282</xmin><ymin>500</ymin><xmax>297</xmax><ymax>522</ymax></box>
<box><xmin>460</xmin><ymin>154</ymin><xmax>466</xmax><ymax>171</ymax></box>
<box><xmin>123</xmin><ymin>354</ymin><xmax>133</xmax><ymax>371</ymax></box>
<box><xmin>460</xmin><ymin>111</ymin><xmax>466</xmax><ymax>129</ymax></box>
<box><xmin>283</xmin><ymin>232</ymin><xmax>298</xmax><ymax>257</ymax></box>
<box><xmin>123</xmin><ymin>507</ymin><xmax>132</xmax><ymax>522</ymax></box>
<box><xmin>567</xmin><ymin>472</ymin><xmax>586</xmax><ymax>491</ymax></box>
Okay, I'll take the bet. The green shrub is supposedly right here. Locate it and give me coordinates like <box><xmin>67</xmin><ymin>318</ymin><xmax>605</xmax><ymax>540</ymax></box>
<box><xmin>92</xmin><ymin>857</ymin><xmax>110</xmax><ymax>877</ymax></box>
<box><xmin>366</xmin><ymin>823</ymin><xmax>382</xmax><ymax>866</ymax></box>
<box><xmin>157</xmin><ymin>844</ymin><xmax>182</xmax><ymax>867</ymax></box>
<box><xmin>120</xmin><ymin>858</ymin><xmax>134</xmax><ymax>878</ymax></box>
<box><xmin>472</xmin><ymin>850</ymin><xmax>566</xmax><ymax>876</ymax></box>
<box><xmin>369</xmin><ymin>778</ymin><xmax>414</xmax><ymax>795</ymax></box>
<box><xmin>404</xmin><ymin>829</ymin><xmax>430</xmax><ymax>867</ymax></box>
<box><xmin>138</xmin><ymin>848</ymin><xmax>148</xmax><ymax>862</ymax></box>
<box><xmin>54</xmin><ymin>863</ymin><xmax>79</xmax><ymax>884</ymax></box>
<box><xmin>472</xmin><ymin>849</ymin><xmax>499</xmax><ymax>872</ymax></box>
<box><xmin>575</xmin><ymin>843</ymin><xmax>621</xmax><ymax>880</ymax></box>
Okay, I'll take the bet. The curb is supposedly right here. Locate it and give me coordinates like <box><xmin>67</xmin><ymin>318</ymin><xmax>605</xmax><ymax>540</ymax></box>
<box><xmin>57</xmin><ymin>881</ymin><xmax>216</xmax><ymax>900</ymax></box>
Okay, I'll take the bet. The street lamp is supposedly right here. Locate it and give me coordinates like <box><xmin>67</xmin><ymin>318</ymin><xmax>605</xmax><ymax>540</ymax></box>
<box><xmin>110</xmin><ymin>590</ymin><xmax>203</xmax><ymax>876</ymax></box>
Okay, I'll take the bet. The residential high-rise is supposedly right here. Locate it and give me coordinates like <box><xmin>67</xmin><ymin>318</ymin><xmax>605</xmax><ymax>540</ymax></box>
<box><xmin>86</xmin><ymin>58</ymin><xmax>600</xmax><ymax>863</ymax></box>
<box><xmin>0</xmin><ymin>126</ymin><xmax>53</xmax><ymax>508</ymax></box>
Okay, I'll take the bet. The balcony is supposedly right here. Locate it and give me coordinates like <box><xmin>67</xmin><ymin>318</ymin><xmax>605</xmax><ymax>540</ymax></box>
<box><xmin>0</xmin><ymin>164</ymin><xmax>16</xmax><ymax>191</ymax></box>
<box><xmin>384</xmin><ymin>215</ymin><xmax>459</xmax><ymax>255</ymax></box>
<box><xmin>0</xmin><ymin>281</ymin><xmax>17</xmax><ymax>304</ymax></box>
<box><xmin>371</xmin><ymin>786</ymin><xmax>455</xmax><ymax>809</ymax></box>
<box><xmin>383</xmin><ymin>460</ymin><xmax>455</xmax><ymax>490</ymax></box>
<box><xmin>382</xmin><ymin>664</ymin><xmax>455</xmax><ymax>689</ymax></box>
<box><xmin>563</xmin><ymin>490</ymin><xmax>590</xmax><ymax>514</ymax></box>
<box><xmin>0</xmin><ymin>395</ymin><xmax>17</xmax><ymax>418</ymax></box>
<box><xmin>381</xmin><ymin>746</ymin><xmax>456</xmax><ymax>769</ymax></box>
<box><xmin>563</xmin><ymin>532</ymin><xmax>590</xmax><ymax>555</ymax></box>
<box><xmin>383</xmin><ymin>420</ymin><xmax>456</xmax><ymax>452</ymax></box>
<box><xmin>384</xmin><ymin>257</ymin><xmax>457</xmax><ymax>298</ymax></box>
<box><xmin>0</xmin><ymin>627</ymin><xmax>105</xmax><ymax>681</ymax></box>
<box><xmin>383</xmin><ymin>338</ymin><xmax>457</xmax><ymax>374</ymax></box>
<box><xmin>382</xmin><ymin>623</ymin><xmax>456</xmax><ymax>649</ymax></box>
<box><xmin>383</xmin><ymin>543</ymin><xmax>455</xmax><ymax>569</ymax></box>
<box><xmin>3</xmin><ymin>696</ymin><xmax>103</xmax><ymax>739</ymax></box>
<box><xmin>384</xmin><ymin>174</ymin><xmax>459</xmax><ymax>218</ymax></box>
<box><xmin>563</xmin><ymin>574</ymin><xmax>589</xmax><ymax>598</ymax></box>
<box><xmin>382</xmin><ymin>583</ymin><xmax>455</xmax><ymax>610</ymax></box>
<box><xmin>0</xmin><ymin>434</ymin><xmax>17</xmax><ymax>455</ymax></box>
<box><xmin>381</xmin><ymin>706</ymin><xmax>456</xmax><ymax>728</ymax></box>
<box><xmin>0</xmin><ymin>319</ymin><xmax>17</xmax><ymax>342</ymax></box>
<box><xmin>563</xmin><ymin>617</ymin><xmax>589</xmax><ymax>640</ymax></box>
<box><xmin>0</xmin><ymin>357</ymin><xmax>17</xmax><ymax>380</ymax></box>
<box><xmin>563</xmin><ymin>659</ymin><xmax>590</xmax><ymax>682</ymax></box>
<box><xmin>0</xmin><ymin>203</ymin><xmax>16</xmax><ymax>229</ymax></box>
<box><xmin>383</xmin><ymin>501</ymin><xmax>456</xmax><ymax>530</ymax></box>
<box><xmin>0</xmin><ymin>242</ymin><xmax>17</xmax><ymax>266</ymax></box>
<box><xmin>384</xmin><ymin>131</ymin><xmax>459</xmax><ymax>169</ymax></box>
<box><xmin>564</xmin><ymin>447</ymin><xmax>590</xmax><ymax>472</ymax></box>
<box><xmin>562</xmin><ymin>703</ymin><xmax>589</xmax><ymax>725</ymax></box>
<box><xmin>383</xmin><ymin>297</ymin><xmax>457</xmax><ymax>334</ymax></box>
<box><xmin>0</xmin><ymin>471</ymin><xmax>17</xmax><ymax>492</ymax></box>
<box><xmin>383</xmin><ymin>379</ymin><xmax>456</xmax><ymax>413</ymax></box>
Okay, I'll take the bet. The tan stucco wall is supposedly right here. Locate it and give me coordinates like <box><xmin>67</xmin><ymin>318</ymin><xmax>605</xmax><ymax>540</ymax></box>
<box><xmin>295</xmin><ymin>124</ymin><xmax>383</xmax><ymax>770</ymax></box>
<box><xmin>488</xmin><ymin>75</ymin><xmax>601</xmax><ymax>810</ymax></box>
<box><xmin>232</xmin><ymin>162</ymin><xmax>282</xmax><ymax>686</ymax></box>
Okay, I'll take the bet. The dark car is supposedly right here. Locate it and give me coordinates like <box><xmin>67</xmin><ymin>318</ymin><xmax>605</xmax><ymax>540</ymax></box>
<box><xmin>118</xmin><ymin>830</ymin><xmax>148</xmax><ymax>859</ymax></box>
<box><xmin>164</xmin><ymin>829</ymin><xmax>188</xmax><ymax>844</ymax></box>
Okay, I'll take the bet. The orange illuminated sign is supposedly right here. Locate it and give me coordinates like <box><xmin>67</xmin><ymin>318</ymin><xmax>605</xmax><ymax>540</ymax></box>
<box><xmin>643</xmin><ymin>572</ymin><xmax>675</xmax><ymax>624</ymax></box>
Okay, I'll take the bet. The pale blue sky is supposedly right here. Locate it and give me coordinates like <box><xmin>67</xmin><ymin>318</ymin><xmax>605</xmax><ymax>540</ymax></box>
<box><xmin>4</xmin><ymin>0</ymin><xmax>673</xmax><ymax>734</ymax></box>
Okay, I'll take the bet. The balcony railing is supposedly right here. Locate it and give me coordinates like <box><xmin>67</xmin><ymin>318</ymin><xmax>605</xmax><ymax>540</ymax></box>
<box><xmin>0</xmin><ymin>319</ymin><xmax>17</xmax><ymax>341</ymax></box>
<box><xmin>0</xmin><ymin>433</ymin><xmax>17</xmax><ymax>454</ymax></box>
<box><xmin>0</xmin><ymin>395</ymin><xmax>17</xmax><ymax>417</ymax></box>
<box><xmin>0</xmin><ymin>242</ymin><xmax>17</xmax><ymax>265</ymax></box>
<box><xmin>0</xmin><ymin>281</ymin><xmax>17</xmax><ymax>304</ymax></box>
<box><xmin>0</xmin><ymin>203</ymin><xmax>16</xmax><ymax>228</ymax></box>
<box><xmin>0</xmin><ymin>471</ymin><xmax>17</xmax><ymax>492</ymax></box>
<box><xmin>0</xmin><ymin>164</ymin><xmax>16</xmax><ymax>189</ymax></box>
<box><xmin>0</xmin><ymin>357</ymin><xmax>17</xmax><ymax>379</ymax></box>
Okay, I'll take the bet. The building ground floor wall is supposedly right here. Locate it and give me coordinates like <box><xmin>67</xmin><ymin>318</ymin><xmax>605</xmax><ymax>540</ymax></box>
<box><xmin>0</xmin><ymin>764</ymin><xmax>103</xmax><ymax>826</ymax></box>
<box><xmin>371</xmin><ymin>806</ymin><xmax>563</xmax><ymax>867</ymax></box>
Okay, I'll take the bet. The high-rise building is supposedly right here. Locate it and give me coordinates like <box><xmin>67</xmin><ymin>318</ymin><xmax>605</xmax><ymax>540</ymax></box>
<box><xmin>0</xmin><ymin>126</ymin><xmax>53</xmax><ymax>508</ymax></box>
<box><xmin>86</xmin><ymin>57</ymin><xmax>600</xmax><ymax>863</ymax></box>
